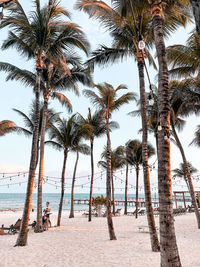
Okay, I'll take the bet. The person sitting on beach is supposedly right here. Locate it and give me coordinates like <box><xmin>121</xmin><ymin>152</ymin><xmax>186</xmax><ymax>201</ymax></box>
<box><xmin>43</xmin><ymin>202</ymin><xmax>51</xmax><ymax>230</ymax></box>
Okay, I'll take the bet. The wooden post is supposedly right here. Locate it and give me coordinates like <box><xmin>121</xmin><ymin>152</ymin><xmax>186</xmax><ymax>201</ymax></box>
<box><xmin>182</xmin><ymin>192</ymin><xmax>186</xmax><ymax>209</ymax></box>
<box><xmin>198</xmin><ymin>192</ymin><xmax>200</xmax><ymax>208</ymax></box>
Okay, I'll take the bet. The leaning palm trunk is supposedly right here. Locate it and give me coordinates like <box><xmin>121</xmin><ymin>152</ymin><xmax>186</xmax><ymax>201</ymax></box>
<box><xmin>137</xmin><ymin>60</ymin><xmax>160</xmax><ymax>251</ymax></box>
<box><xmin>57</xmin><ymin>150</ymin><xmax>68</xmax><ymax>226</ymax></box>
<box><xmin>150</xmin><ymin>1</ymin><xmax>181</xmax><ymax>265</ymax></box>
<box><xmin>69</xmin><ymin>151</ymin><xmax>79</xmax><ymax>218</ymax></box>
<box><xmin>190</xmin><ymin>0</ymin><xmax>200</xmax><ymax>38</ymax></box>
<box><xmin>135</xmin><ymin>166</ymin><xmax>139</xmax><ymax>219</ymax></box>
<box><xmin>106</xmin><ymin>115</ymin><xmax>116</xmax><ymax>240</ymax></box>
<box><xmin>15</xmin><ymin>68</ymin><xmax>42</xmax><ymax>246</ymax></box>
<box><xmin>111</xmin><ymin>170</ymin><xmax>115</xmax><ymax>215</ymax></box>
<box><xmin>35</xmin><ymin>94</ymin><xmax>49</xmax><ymax>233</ymax></box>
<box><xmin>88</xmin><ymin>137</ymin><xmax>94</xmax><ymax>222</ymax></box>
<box><xmin>171</xmin><ymin>119</ymin><xmax>200</xmax><ymax>228</ymax></box>
<box><xmin>124</xmin><ymin>163</ymin><xmax>128</xmax><ymax>215</ymax></box>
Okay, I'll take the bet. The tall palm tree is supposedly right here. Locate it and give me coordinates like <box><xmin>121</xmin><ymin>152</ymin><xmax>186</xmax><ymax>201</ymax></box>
<box><xmin>190</xmin><ymin>125</ymin><xmax>200</xmax><ymax>147</ymax></box>
<box><xmin>189</xmin><ymin>0</ymin><xmax>200</xmax><ymax>38</ymax></box>
<box><xmin>84</xmin><ymin>82</ymin><xmax>135</xmax><ymax>240</ymax></box>
<box><xmin>148</xmin><ymin>0</ymin><xmax>190</xmax><ymax>264</ymax></box>
<box><xmin>172</xmin><ymin>162</ymin><xmax>197</xmax><ymax>183</ymax></box>
<box><xmin>125</xmin><ymin>140</ymin><xmax>155</xmax><ymax>218</ymax></box>
<box><xmin>98</xmin><ymin>145</ymin><xmax>125</xmax><ymax>215</ymax></box>
<box><xmin>167</xmin><ymin>31</ymin><xmax>200</xmax><ymax>79</ymax></box>
<box><xmin>1</xmin><ymin>0</ymin><xmax>90</xmax><ymax>245</ymax></box>
<box><xmin>80</xmin><ymin>109</ymin><xmax>118</xmax><ymax>221</ymax></box>
<box><xmin>0</xmin><ymin>120</ymin><xmax>15</xmax><ymax>136</ymax></box>
<box><xmin>69</xmin><ymin>143</ymin><xmax>90</xmax><ymax>218</ymax></box>
<box><xmin>169</xmin><ymin>80</ymin><xmax>200</xmax><ymax>228</ymax></box>
<box><xmin>76</xmin><ymin>0</ymin><xmax>161</xmax><ymax>250</ymax></box>
<box><xmin>46</xmin><ymin>115</ymin><xmax>90</xmax><ymax>226</ymax></box>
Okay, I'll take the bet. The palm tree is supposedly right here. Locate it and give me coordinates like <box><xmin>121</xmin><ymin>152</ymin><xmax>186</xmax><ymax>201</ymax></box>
<box><xmin>1</xmin><ymin>0</ymin><xmax>90</xmax><ymax>245</ymax></box>
<box><xmin>76</xmin><ymin>0</ymin><xmax>189</xmax><ymax>252</ymax></box>
<box><xmin>98</xmin><ymin>145</ymin><xmax>125</xmax><ymax>215</ymax></box>
<box><xmin>69</xmin><ymin>143</ymin><xmax>90</xmax><ymax>218</ymax></box>
<box><xmin>169</xmin><ymin>80</ymin><xmax>200</xmax><ymax>228</ymax></box>
<box><xmin>189</xmin><ymin>0</ymin><xmax>200</xmax><ymax>38</ymax></box>
<box><xmin>0</xmin><ymin>120</ymin><xmax>15</xmax><ymax>136</ymax></box>
<box><xmin>167</xmin><ymin>31</ymin><xmax>200</xmax><ymax>79</ymax></box>
<box><xmin>13</xmin><ymin>103</ymin><xmax>59</xmax><ymax>163</ymax></box>
<box><xmin>125</xmin><ymin>140</ymin><xmax>155</xmax><ymax>218</ymax></box>
<box><xmin>84</xmin><ymin>82</ymin><xmax>135</xmax><ymax>240</ymax></box>
<box><xmin>80</xmin><ymin>109</ymin><xmax>119</xmax><ymax>221</ymax></box>
<box><xmin>46</xmin><ymin>115</ymin><xmax>90</xmax><ymax>226</ymax></box>
<box><xmin>147</xmin><ymin>0</ymin><xmax>191</xmax><ymax>264</ymax></box>
<box><xmin>190</xmin><ymin>125</ymin><xmax>200</xmax><ymax>147</ymax></box>
<box><xmin>172</xmin><ymin>162</ymin><xmax>197</xmax><ymax>184</ymax></box>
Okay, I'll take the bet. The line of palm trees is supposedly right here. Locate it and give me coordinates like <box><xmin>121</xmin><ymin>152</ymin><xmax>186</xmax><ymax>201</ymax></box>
<box><xmin>1</xmin><ymin>1</ymin><xmax>200</xmax><ymax>266</ymax></box>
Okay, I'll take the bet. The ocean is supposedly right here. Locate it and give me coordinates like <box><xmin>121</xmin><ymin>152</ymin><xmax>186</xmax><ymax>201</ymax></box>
<box><xmin>0</xmin><ymin>193</ymin><xmax>145</xmax><ymax>211</ymax></box>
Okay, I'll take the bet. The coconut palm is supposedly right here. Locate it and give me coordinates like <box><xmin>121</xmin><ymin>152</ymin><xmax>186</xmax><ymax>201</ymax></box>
<box><xmin>69</xmin><ymin>143</ymin><xmax>90</xmax><ymax>219</ymax></box>
<box><xmin>1</xmin><ymin>0</ymin><xmax>89</xmax><ymax>246</ymax></box>
<box><xmin>169</xmin><ymin>80</ymin><xmax>200</xmax><ymax>228</ymax></box>
<box><xmin>172</xmin><ymin>162</ymin><xmax>197</xmax><ymax>182</ymax></box>
<box><xmin>167</xmin><ymin>31</ymin><xmax>200</xmax><ymax>79</ymax></box>
<box><xmin>13</xmin><ymin>103</ymin><xmax>59</xmax><ymax>165</ymax></box>
<box><xmin>98</xmin><ymin>145</ymin><xmax>125</xmax><ymax>215</ymax></box>
<box><xmin>80</xmin><ymin>109</ymin><xmax>119</xmax><ymax>222</ymax></box>
<box><xmin>84</xmin><ymin>82</ymin><xmax>135</xmax><ymax>240</ymax></box>
<box><xmin>0</xmin><ymin>57</ymin><xmax>91</xmax><ymax>232</ymax></box>
<box><xmin>76</xmin><ymin>0</ymin><xmax>189</xmax><ymax>251</ymax></box>
<box><xmin>124</xmin><ymin>140</ymin><xmax>155</xmax><ymax>218</ymax></box>
<box><xmin>46</xmin><ymin>114</ymin><xmax>90</xmax><ymax>226</ymax></box>
<box><xmin>147</xmin><ymin>1</ymin><xmax>191</xmax><ymax>263</ymax></box>
<box><xmin>190</xmin><ymin>125</ymin><xmax>200</xmax><ymax>147</ymax></box>
<box><xmin>0</xmin><ymin>120</ymin><xmax>15</xmax><ymax>136</ymax></box>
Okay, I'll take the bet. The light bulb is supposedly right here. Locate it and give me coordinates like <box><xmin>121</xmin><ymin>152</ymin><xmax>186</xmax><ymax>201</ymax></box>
<box><xmin>138</xmin><ymin>40</ymin><xmax>145</xmax><ymax>50</ymax></box>
<box><xmin>158</xmin><ymin>124</ymin><xmax>162</xmax><ymax>131</ymax></box>
<box><xmin>149</xmin><ymin>98</ymin><xmax>154</xmax><ymax>106</ymax></box>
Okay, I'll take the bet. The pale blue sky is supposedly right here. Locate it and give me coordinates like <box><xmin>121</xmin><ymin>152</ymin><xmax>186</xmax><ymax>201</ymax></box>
<box><xmin>0</xmin><ymin>0</ymin><xmax>200</xmax><ymax>193</ymax></box>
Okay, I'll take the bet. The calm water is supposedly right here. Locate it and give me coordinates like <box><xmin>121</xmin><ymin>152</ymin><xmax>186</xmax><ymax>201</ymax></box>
<box><xmin>0</xmin><ymin>193</ymin><xmax>145</xmax><ymax>211</ymax></box>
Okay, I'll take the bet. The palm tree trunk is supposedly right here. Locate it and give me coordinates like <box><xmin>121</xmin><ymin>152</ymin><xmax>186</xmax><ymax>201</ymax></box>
<box><xmin>111</xmin><ymin>170</ymin><xmax>115</xmax><ymax>215</ymax></box>
<box><xmin>69</xmin><ymin>151</ymin><xmax>79</xmax><ymax>218</ymax></box>
<box><xmin>171</xmin><ymin>118</ymin><xmax>200</xmax><ymax>228</ymax></box>
<box><xmin>15</xmin><ymin>67</ymin><xmax>42</xmax><ymax>246</ymax></box>
<box><xmin>88</xmin><ymin>137</ymin><xmax>94</xmax><ymax>222</ymax></box>
<box><xmin>124</xmin><ymin>163</ymin><xmax>128</xmax><ymax>215</ymax></box>
<box><xmin>35</xmin><ymin>94</ymin><xmax>49</xmax><ymax>233</ymax></box>
<box><xmin>190</xmin><ymin>0</ymin><xmax>200</xmax><ymax>38</ymax></box>
<box><xmin>137</xmin><ymin>60</ymin><xmax>160</xmax><ymax>251</ymax></box>
<box><xmin>57</xmin><ymin>150</ymin><xmax>68</xmax><ymax>226</ymax></box>
<box><xmin>135</xmin><ymin>166</ymin><xmax>139</xmax><ymax>219</ymax></box>
<box><xmin>149</xmin><ymin>1</ymin><xmax>182</xmax><ymax>265</ymax></box>
<box><xmin>106</xmin><ymin>115</ymin><xmax>116</xmax><ymax>240</ymax></box>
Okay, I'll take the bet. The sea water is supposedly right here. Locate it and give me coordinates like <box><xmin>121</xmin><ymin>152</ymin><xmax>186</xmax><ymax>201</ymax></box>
<box><xmin>0</xmin><ymin>193</ymin><xmax>146</xmax><ymax>211</ymax></box>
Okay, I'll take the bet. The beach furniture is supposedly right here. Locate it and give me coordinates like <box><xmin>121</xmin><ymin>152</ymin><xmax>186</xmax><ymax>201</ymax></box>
<box><xmin>138</xmin><ymin>209</ymin><xmax>146</xmax><ymax>216</ymax></box>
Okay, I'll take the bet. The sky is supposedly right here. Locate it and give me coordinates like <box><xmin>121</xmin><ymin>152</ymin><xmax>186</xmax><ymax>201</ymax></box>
<box><xmin>0</xmin><ymin>0</ymin><xmax>200</xmax><ymax>194</ymax></box>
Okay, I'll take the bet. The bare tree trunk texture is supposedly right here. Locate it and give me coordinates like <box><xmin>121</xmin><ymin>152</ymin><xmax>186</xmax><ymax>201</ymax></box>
<box><xmin>137</xmin><ymin>61</ymin><xmax>160</xmax><ymax>251</ymax></box>
<box><xmin>35</xmin><ymin>96</ymin><xmax>49</xmax><ymax>233</ymax></box>
<box><xmin>111</xmin><ymin>170</ymin><xmax>115</xmax><ymax>215</ymax></box>
<box><xmin>69</xmin><ymin>151</ymin><xmax>79</xmax><ymax>218</ymax></box>
<box><xmin>88</xmin><ymin>138</ymin><xmax>94</xmax><ymax>221</ymax></box>
<box><xmin>135</xmin><ymin>166</ymin><xmax>139</xmax><ymax>219</ymax></box>
<box><xmin>57</xmin><ymin>150</ymin><xmax>68</xmax><ymax>226</ymax></box>
<box><xmin>15</xmin><ymin>69</ymin><xmax>42</xmax><ymax>246</ymax></box>
<box><xmin>106</xmin><ymin>116</ymin><xmax>117</xmax><ymax>240</ymax></box>
<box><xmin>149</xmin><ymin>1</ymin><xmax>182</xmax><ymax>265</ymax></box>
<box><xmin>124</xmin><ymin>163</ymin><xmax>128</xmax><ymax>215</ymax></box>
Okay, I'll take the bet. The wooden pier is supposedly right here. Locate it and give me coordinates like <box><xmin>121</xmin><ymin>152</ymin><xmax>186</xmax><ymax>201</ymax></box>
<box><xmin>73</xmin><ymin>198</ymin><xmax>159</xmax><ymax>208</ymax></box>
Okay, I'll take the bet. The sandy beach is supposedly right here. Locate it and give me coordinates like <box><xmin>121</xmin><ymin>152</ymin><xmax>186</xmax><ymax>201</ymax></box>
<box><xmin>0</xmin><ymin>211</ymin><xmax>199</xmax><ymax>267</ymax></box>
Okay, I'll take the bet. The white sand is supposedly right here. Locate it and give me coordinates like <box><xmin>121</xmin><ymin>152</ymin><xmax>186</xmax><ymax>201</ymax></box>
<box><xmin>0</xmin><ymin>211</ymin><xmax>200</xmax><ymax>267</ymax></box>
